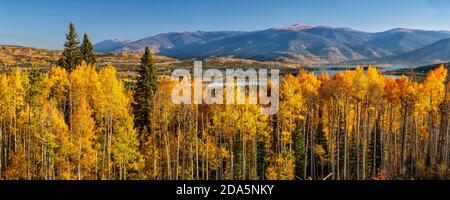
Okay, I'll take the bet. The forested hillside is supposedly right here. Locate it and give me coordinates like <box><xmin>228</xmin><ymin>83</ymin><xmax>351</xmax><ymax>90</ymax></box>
<box><xmin>0</xmin><ymin>63</ymin><xmax>448</xmax><ymax>180</ymax></box>
<box><xmin>0</xmin><ymin>24</ymin><xmax>448</xmax><ymax>180</ymax></box>
<box><xmin>0</xmin><ymin>45</ymin><xmax>178</xmax><ymax>69</ymax></box>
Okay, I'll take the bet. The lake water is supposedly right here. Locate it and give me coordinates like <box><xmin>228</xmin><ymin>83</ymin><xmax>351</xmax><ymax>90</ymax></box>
<box><xmin>182</xmin><ymin>65</ymin><xmax>410</xmax><ymax>87</ymax></box>
<box><xmin>307</xmin><ymin>65</ymin><xmax>410</xmax><ymax>79</ymax></box>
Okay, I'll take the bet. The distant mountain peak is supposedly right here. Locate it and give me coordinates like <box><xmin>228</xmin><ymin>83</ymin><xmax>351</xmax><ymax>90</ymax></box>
<box><xmin>272</xmin><ymin>24</ymin><xmax>312</xmax><ymax>31</ymax></box>
<box><xmin>182</xmin><ymin>30</ymin><xmax>206</xmax><ymax>35</ymax></box>
<box><xmin>315</xmin><ymin>25</ymin><xmax>333</xmax><ymax>29</ymax></box>
<box><xmin>387</xmin><ymin>28</ymin><xmax>415</xmax><ymax>33</ymax></box>
<box><xmin>94</xmin><ymin>39</ymin><xmax>131</xmax><ymax>52</ymax></box>
<box><xmin>336</xmin><ymin>27</ymin><xmax>361</xmax><ymax>32</ymax></box>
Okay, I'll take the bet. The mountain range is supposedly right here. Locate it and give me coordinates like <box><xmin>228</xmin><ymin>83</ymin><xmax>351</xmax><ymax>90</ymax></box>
<box><xmin>94</xmin><ymin>24</ymin><xmax>450</xmax><ymax>65</ymax></box>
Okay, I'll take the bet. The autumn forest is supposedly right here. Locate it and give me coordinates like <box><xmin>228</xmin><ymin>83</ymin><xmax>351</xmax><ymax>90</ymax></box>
<box><xmin>0</xmin><ymin>24</ymin><xmax>449</xmax><ymax>180</ymax></box>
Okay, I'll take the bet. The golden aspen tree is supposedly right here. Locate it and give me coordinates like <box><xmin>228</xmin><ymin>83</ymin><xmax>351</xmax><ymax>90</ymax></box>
<box><xmin>0</xmin><ymin>60</ymin><xmax>449</xmax><ymax>180</ymax></box>
<box><xmin>278</xmin><ymin>74</ymin><xmax>303</xmax><ymax>180</ymax></box>
<box><xmin>99</xmin><ymin>65</ymin><xmax>140</xmax><ymax>180</ymax></box>
<box><xmin>71</xmin><ymin>97</ymin><xmax>96</xmax><ymax>180</ymax></box>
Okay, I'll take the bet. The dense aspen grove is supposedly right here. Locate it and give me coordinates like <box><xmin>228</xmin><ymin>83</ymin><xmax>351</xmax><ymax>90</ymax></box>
<box><xmin>0</xmin><ymin>62</ymin><xmax>448</xmax><ymax>180</ymax></box>
<box><xmin>0</xmin><ymin>24</ymin><xmax>448</xmax><ymax>180</ymax></box>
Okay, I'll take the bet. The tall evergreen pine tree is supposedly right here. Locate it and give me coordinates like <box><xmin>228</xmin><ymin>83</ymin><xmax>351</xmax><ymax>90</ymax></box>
<box><xmin>133</xmin><ymin>47</ymin><xmax>158</xmax><ymax>138</ymax></box>
<box><xmin>59</xmin><ymin>22</ymin><xmax>82</xmax><ymax>72</ymax></box>
<box><xmin>81</xmin><ymin>33</ymin><xmax>96</xmax><ymax>66</ymax></box>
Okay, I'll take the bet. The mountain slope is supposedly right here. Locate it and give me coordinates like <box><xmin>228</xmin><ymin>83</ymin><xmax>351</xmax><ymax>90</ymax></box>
<box><xmin>95</xmin><ymin>25</ymin><xmax>450</xmax><ymax>64</ymax></box>
<box><xmin>302</xmin><ymin>26</ymin><xmax>371</xmax><ymax>45</ymax></box>
<box><xmin>94</xmin><ymin>39</ymin><xmax>131</xmax><ymax>52</ymax></box>
<box><xmin>379</xmin><ymin>38</ymin><xmax>450</xmax><ymax>65</ymax></box>
<box><xmin>111</xmin><ymin>31</ymin><xmax>245</xmax><ymax>53</ymax></box>
<box><xmin>158</xmin><ymin>28</ymin><xmax>392</xmax><ymax>63</ymax></box>
<box><xmin>367</xmin><ymin>28</ymin><xmax>450</xmax><ymax>55</ymax></box>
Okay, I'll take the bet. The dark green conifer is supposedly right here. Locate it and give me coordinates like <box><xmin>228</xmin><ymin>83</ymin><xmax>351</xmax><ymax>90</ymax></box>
<box><xmin>58</xmin><ymin>22</ymin><xmax>81</xmax><ymax>72</ymax></box>
<box><xmin>80</xmin><ymin>33</ymin><xmax>96</xmax><ymax>66</ymax></box>
<box><xmin>133</xmin><ymin>47</ymin><xmax>158</xmax><ymax>137</ymax></box>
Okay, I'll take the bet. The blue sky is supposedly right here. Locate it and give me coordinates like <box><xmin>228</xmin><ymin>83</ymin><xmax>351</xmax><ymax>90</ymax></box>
<box><xmin>1</xmin><ymin>0</ymin><xmax>450</xmax><ymax>49</ymax></box>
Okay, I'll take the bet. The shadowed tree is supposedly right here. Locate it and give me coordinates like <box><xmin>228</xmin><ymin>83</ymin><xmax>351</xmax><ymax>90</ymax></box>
<box><xmin>133</xmin><ymin>47</ymin><xmax>158</xmax><ymax>139</ymax></box>
<box><xmin>80</xmin><ymin>33</ymin><xmax>97</xmax><ymax>66</ymax></box>
<box><xmin>58</xmin><ymin>22</ymin><xmax>81</xmax><ymax>72</ymax></box>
